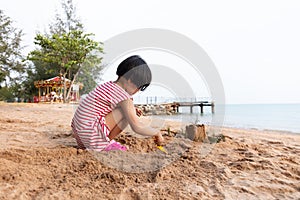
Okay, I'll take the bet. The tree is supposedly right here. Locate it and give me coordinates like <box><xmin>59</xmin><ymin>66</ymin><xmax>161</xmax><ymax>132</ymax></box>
<box><xmin>49</xmin><ymin>0</ymin><xmax>83</xmax><ymax>35</ymax></box>
<box><xmin>0</xmin><ymin>10</ymin><xmax>24</xmax><ymax>86</ymax></box>
<box><xmin>25</xmin><ymin>0</ymin><xmax>103</xmax><ymax>101</ymax></box>
<box><xmin>48</xmin><ymin>0</ymin><xmax>103</xmax><ymax>95</ymax></box>
<box><xmin>27</xmin><ymin>30</ymin><xmax>103</xmax><ymax>102</ymax></box>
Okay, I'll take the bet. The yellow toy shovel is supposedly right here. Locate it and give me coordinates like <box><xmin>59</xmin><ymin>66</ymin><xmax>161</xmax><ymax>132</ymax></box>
<box><xmin>157</xmin><ymin>146</ymin><xmax>168</xmax><ymax>154</ymax></box>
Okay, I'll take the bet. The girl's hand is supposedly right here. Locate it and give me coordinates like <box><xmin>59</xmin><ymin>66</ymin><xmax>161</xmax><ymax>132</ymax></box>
<box><xmin>153</xmin><ymin>133</ymin><xmax>165</xmax><ymax>146</ymax></box>
<box><xmin>135</xmin><ymin>107</ymin><xmax>143</xmax><ymax>117</ymax></box>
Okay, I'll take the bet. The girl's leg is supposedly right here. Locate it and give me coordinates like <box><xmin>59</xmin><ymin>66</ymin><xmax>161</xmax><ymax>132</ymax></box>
<box><xmin>108</xmin><ymin>118</ymin><xmax>128</xmax><ymax>140</ymax></box>
<box><xmin>105</xmin><ymin>108</ymin><xmax>128</xmax><ymax>140</ymax></box>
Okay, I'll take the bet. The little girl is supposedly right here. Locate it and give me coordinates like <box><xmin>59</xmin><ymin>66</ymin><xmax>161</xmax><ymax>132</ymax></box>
<box><xmin>71</xmin><ymin>55</ymin><xmax>164</xmax><ymax>151</ymax></box>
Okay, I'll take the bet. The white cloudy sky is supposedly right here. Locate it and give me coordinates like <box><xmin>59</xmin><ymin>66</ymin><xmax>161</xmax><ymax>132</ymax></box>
<box><xmin>1</xmin><ymin>0</ymin><xmax>300</xmax><ymax>104</ymax></box>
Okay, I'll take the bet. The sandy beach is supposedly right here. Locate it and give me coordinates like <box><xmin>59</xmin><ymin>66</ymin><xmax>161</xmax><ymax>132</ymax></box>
<box><xmin>0</xmin><ymin>103</ymin><xmax>299</xmax><ymax>200</ymax></box>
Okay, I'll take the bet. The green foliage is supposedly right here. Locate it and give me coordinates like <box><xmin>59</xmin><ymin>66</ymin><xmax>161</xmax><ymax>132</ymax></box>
<box><xmin>27</xmin><ymin>30</ymin><xmax>103</xmax><ymax>102</ymax></box>
<box><xmin>23</xmin><ymin>61</ymin><xmax>61</xmax><ymax>98</ymax></box>
<box><xmin>77</xmin><ymin>57</ymin><xmax>104</xmax><ymax>94</ymax></box>
<box><xmin>27</xmin><ymin>30</ymin><xmax>103</xmax><ymax>99</ymax></box>
<box><xmin>0</xmin><ymin>86</ymin><xmax>14</xmax><ymax>102</ymax></box>
<box><xmin>0</xmin><ymin>10</ymin><xmax>25</xmax><ymax>86</ymax></box>
<box><xmin>28</xmin><ymin>30</ymin><xmax>102</xmax><ymax>73</ymax></box>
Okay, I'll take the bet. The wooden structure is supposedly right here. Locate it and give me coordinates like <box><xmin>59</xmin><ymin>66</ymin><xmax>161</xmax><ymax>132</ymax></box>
<box><xmin>170</xmin><ymin>101</ymin><xmax>215</xmax><ymax>114</ymax></box>
<box><xmin>135</xmin><ymin>101</ymin><xmax>215</xmax><ymax>115</ymax></box>
<box><xmin>34</xmin><ymin>76</ymin><xmax>82</xmax><ymax>102</ymax></box>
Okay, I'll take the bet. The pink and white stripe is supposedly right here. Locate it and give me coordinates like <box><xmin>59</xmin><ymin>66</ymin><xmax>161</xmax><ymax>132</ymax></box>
<box><xmin>71</xmin><ymin>81</ymin><xmax>131</xmax><ymax>151</ymax></box>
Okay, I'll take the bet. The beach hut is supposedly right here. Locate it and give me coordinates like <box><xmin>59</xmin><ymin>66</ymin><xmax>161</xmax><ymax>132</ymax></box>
<box><xmin>34</xmin><ymin>76</ymin><xmax>82</xmax><ymax>102</ymax></box>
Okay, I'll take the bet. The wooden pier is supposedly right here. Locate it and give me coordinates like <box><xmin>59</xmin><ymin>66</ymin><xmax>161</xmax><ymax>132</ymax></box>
<box><xmin>135</xmin><ymin>101</ymin><xmax>215</xmax><ymax>115</ymax></box>
<box><xmin>170</xmin><ymin>101</ymin><xmax>215</xmax><ymax>114</ymax></box>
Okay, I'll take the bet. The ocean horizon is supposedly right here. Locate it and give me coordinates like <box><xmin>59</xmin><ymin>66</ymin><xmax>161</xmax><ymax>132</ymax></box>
<box><xmin>150</xmin><ymin>103</ymin><xmax>300</xmax><ymax>134</ymax></box>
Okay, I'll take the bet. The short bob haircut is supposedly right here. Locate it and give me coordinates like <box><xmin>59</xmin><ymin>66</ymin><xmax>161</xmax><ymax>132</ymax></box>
<box><xmin>116</xmin><ymin>55</ymin><xmax>152</xmax><ymax>91</ymax></box>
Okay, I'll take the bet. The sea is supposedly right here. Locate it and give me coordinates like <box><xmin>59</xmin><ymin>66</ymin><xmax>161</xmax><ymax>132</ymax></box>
<box><xmin>151</xmin><ymin>104</ymin><xmax>300</xmax><ymax>134</ymax></box>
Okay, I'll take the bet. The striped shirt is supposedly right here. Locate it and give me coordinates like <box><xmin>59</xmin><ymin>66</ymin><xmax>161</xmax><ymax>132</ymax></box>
<box><xmin>71</xmin><ymin>81</ymin><xmax>131</xmax><ymax>151</ymax></box>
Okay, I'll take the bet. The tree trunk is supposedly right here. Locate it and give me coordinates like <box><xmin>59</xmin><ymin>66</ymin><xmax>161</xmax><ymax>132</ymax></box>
<box><xmin>63</xmin><ymin>73</ymin><xmax>67</xmax><ymax>103</ymax></box>
<box><xmin>66</xmin><ymin>65</ymin><xmax>82</xmax><ymax>103</ymax></box>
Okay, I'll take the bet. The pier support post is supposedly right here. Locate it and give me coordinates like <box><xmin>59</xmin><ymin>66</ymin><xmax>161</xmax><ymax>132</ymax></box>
<box><xmin>211</xmin><ymin>102</ymin><xmax>215</xmax><ymax>114</ymax></box>
<box><xmin>190</xmin><ymin>106</ymin><xmax>193</xmax><ymax>113</ymax></box>
<box><xmin>200</xmin><ymin>104</ymin><xmax>204</xmax><ymax>114</ymax></box>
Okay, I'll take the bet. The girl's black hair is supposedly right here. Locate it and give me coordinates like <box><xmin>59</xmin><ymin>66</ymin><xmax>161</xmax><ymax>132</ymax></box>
<box><xmin>116</xmin><ymin>55</ymin><xmax>151</xmax><ymax>91</ymax></box>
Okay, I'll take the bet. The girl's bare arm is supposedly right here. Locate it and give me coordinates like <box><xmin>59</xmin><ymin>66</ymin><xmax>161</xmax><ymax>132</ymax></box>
<box><xmin>118</xmin><ymin>99</ymin><xmax>159</xmax><ymax>137</ymax></box>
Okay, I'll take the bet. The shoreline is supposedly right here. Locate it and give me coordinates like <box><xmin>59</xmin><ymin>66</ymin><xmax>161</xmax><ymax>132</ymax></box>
<box><xmin>150</xmin><ymin>113</ymin><xmax>300</xmax><ymax>136</ymax></box>
<box><xmin>2</xmin><ymin>102</ymin><xmax>299</xmax><ymax>134</ymax></box>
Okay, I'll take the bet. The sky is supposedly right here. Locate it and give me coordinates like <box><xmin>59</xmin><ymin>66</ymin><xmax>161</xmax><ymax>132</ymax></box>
<box><xmin>1</xmin><ymin>0</ymin><xmax>300</xmax><ymax>104</ymax></box>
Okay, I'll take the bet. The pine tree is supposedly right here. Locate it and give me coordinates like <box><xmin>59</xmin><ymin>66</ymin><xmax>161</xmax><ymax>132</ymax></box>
<box><xmin>49</xmin><ymin>0</ymin><xmax>84</xmax><ymax>35</ymax></box>
<box><xmin>0</xmin><ymin>10</ymin><xmax>24</xmax><ymax>86</ymax></box>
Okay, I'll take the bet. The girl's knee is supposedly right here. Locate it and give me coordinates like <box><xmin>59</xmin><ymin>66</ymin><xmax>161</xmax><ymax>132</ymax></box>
<box><xmin>105</xmin><ymin>107</ymin><xmax>126</xmax><ymax>130</ymax></box>
<box><xmin>114</xmin><ymin>107</ymin><xmax>124</xmax><ymax>117</ymax></box>
<box><xmin>118</xmin><ymin>118</ymin><xmax>129</xmax><ymax>129</ymax></box>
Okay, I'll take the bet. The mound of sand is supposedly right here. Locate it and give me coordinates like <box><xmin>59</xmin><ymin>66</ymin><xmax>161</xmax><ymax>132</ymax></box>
<box><xmin>0</xmin><ymin>103</ymin><xmax>299</xmax><ymax>199</ymax></box>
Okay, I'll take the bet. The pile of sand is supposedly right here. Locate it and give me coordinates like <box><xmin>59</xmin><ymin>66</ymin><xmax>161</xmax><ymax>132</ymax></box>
<box><xmin>0</xmin><ymin>103</ymin><xmax>299</xmax><ymax>199</ymax></box>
